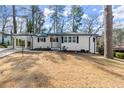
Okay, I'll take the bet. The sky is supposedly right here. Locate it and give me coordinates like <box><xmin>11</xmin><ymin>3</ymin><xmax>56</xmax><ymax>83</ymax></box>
<box><xmin>1</xmin><ymin>5</ymin><xmax>124</xmax><ymax>34</ymax></box>
<box><xmin>41</xmin><ymin>5</ymin><xmax>124</xmax><ymax>34</ymax></box>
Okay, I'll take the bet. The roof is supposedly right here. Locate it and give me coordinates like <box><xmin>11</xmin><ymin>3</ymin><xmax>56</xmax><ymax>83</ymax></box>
<box><xmin>39</xmin><ymin>32</ymin><xmax>99</xmax><ymax>37</ymax></box>
<box><xmin>9</xmin><ymin>32</ymin><xmax>99</xmax><ymax>37</ymax></box>
<box><xmin>113</xmin><ymin>45</ymin><xmax>124</xmax><ymax>51</ymax></box>
<box><xmin>0</xmin><ymin>31</ymin><xmax>11</xmax><ymax>35</ymax></box>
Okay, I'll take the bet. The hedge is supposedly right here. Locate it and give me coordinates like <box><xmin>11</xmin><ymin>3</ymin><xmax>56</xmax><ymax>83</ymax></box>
<box><xmin>115</xmin><ymin>52</ymin><xmax>124</xmax><ymax>59</ymax></box>
<box><xmin>0</xmin><ymin>44</ymin><xmax>8</xmax><ymax>48</ymax></box>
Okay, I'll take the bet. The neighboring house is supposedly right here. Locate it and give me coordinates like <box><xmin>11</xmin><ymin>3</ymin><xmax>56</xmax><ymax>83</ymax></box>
<box><xmin>113</xmin><ymin>45</ymin><xmax>124</xmax><ymax>52</ymax></box>
<box><xmin>0</xmin><ymin>31</ymin><xmax>11</xmax><ymax>44</ymax></box>
<box><xmin>12</xmin><ymin>32</ymin><xmax>98</xmax><ymax>53</ymax></box>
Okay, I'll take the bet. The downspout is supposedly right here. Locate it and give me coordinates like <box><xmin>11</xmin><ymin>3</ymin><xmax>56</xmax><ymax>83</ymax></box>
<box><xmin>31</xmin><ymin>35</ymin><xmax>33</xmax><ymax>50</ymax></box>
<box><xmin>60</xmin><ymin>35</ymin><xmax>63</xmax><ymax>51</ymax></box>
<box><xmin>89</xmin><ymin>36</ymin><xmax>91</xmax><ymax>53</ymax></box>
<box><xmin>94</xmin><ymin>38</ymin><xmax>95</xmax><ymax>54</ymax></box>
<box><xmin>93</xmin><ymin>37</ymin><xmax>96</xmax><ymax>54</ymax></box>
<box><xmin>60</xmin><ymin>36</ymin><xmax>62</xmax><ymax>51</ymax></box>
<box><xmin>50</xmin><ymin>36</ymin><xmax>53</xmax><ymax>49</ymax></box>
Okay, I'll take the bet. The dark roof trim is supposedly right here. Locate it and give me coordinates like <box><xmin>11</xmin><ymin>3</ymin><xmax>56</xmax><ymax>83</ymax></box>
<box><xmin>9</xmin><ymin>33</ymin><xmax>99</xmax><ymax>37</ymax></box>
<box><xmin>12</xmin><ymin>34</ymin><xmax>37</xmax><ymax>36</ymax></box>
<box><xmin>46</xmin><ymin>33</ymin><xmax>99</xmax><ymax>37</ymax></box>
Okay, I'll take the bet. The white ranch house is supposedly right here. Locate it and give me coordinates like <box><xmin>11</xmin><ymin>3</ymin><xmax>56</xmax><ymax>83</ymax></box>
<box><xmin>12</xmin><ymin>32</ymin><xmax>98</xmax><ymax>53</ymax></box>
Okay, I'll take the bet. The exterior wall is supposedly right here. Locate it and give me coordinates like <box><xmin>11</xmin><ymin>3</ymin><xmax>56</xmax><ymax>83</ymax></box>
<box><xmin>90</xmin><ymin>37</ymin><xmax>96</xmax><ymax>53</ymax></box>
<box><xmin>33</xmin><ymin>36</ymin><xmax>61</xmax><ymax>49</ymax></box>
<box><xmin>33</xmin><ymin>36</ymin><xmax>51</xmax><ymax>49</ymax></box>
<box><xmin>13</xmin><ymin>35</ymin><xmax>96</xmax><ymax>53</ymax></box>
<box><xmin>61</xmin><ymin>36</ymin><xmax>96</xmax><ymax>53</ymax></box>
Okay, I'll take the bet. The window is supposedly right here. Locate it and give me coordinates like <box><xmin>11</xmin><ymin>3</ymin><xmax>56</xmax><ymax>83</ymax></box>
<box><xmin>73</xmin><ymin>36</ymin><xmax>77</xmax><ymax>43</ymax></box>
<box><xmin>40</xmin><ymin>38</ymin><xmax>46</xmax><ymax>42</ymax></box>
<box><xmin>50</xmin><ymin>37</ymin><xmax>58</xmax><ymax>42</ymax></box>
<box><xmin>38</xmin><ymin>38</ymin><xmax>46</xmax><ymax>42</ymax></box>
<box><xmin>64</xmin><ymin>36</ymin><xmax>67</xmax><ymax>43</ymax></box>
<box><xmin>68</xmin><ymin>36</ymin><xmax>71</xmax><ymax>43</ymax></box>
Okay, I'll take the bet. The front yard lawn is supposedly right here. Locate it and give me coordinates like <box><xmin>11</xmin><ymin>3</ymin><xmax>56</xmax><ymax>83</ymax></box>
<box><xmin>0</xmin><ymin>51</ymin><xmax>124</xmax><ymax>88</ymax></box>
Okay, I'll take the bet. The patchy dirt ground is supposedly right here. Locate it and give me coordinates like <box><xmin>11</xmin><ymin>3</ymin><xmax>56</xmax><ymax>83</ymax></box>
<box><xmin>0</xmin><ymin>51</ymin><xmax>124</xmax><ymax>88</ymax></box>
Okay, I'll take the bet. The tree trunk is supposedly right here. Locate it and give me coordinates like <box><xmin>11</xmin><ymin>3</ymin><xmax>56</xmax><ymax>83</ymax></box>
<box><xmin>31</xmin><ymin>6</ymin><xmax>35</xmax><ymax>34</ymax></box>
<box><xmin>12</xmin><ymin>5</ymin><xmax>17</xmax><ymax>34</ymax></box>
<box><xmin>72</xmin><ymin>16</ymin><xmax>75</xmax><ymax>32</ymax></box>
<box><xmin>104</xmin><ymin>5</ymin><xmax>113</xmax><ymax>59</ymax></box>
<box><xmin>2</xmin><ymin>26</ymin><xmax>5</xmax><ymax>44</ymax></box>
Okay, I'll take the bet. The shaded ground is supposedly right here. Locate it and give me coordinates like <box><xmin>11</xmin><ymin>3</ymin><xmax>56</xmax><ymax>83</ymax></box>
<box><xmin>0</xmin><ymin>51</ymin><xmax>124</xmax><ymax>88</ymax></box>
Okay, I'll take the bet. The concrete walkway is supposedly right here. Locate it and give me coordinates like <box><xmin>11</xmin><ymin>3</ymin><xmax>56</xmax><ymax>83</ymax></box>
<box><xmin>0</xmin><ymin>48</ymin><xmax>32</xmax><ymax>58</ymax></box>
<box><xmin>0</xmin><ymin>48</ymin><xmax>9</xmax><ymax>52</ymax></box>
<box><xmin>0</xmin><ymin>48</ymin><xmax>20</xmax><ymax>58</ymax></box>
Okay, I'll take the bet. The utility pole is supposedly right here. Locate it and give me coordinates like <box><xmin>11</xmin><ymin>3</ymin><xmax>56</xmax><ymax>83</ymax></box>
<box><xmin>104</xmin><ymin>5</ymin><xmax>113</xmax><ymax>59</ymax></box>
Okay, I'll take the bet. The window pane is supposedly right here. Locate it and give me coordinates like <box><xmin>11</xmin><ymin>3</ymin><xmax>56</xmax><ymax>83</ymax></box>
<box><xmin>73</xmin><ymin>36</ymin><xmax>76</xmax><ymax>43</ymax></box>
<box><xmin>68</xmin><ymin>36</ymin><xmax>71</xmax><ymax>43</ymax></box>
<box><xmin>64</xmin><ymin>36</ymin><xmax>67</xmax><ymax>43</ymax></box>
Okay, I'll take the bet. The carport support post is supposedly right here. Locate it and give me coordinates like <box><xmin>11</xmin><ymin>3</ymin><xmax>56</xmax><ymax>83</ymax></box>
<box><xmin>25</xmin><ymin>40</ymin><xmax>27</xmax><ymax>49</ymax></box>
<box><xmin>104</xmin><ymin>5</ymin><xmax>113</xmax><ymax>59</ymax></box>
<box><xmin>12</xmin><ymin>37</ymin><xmax>16</xmax><ymax>49</ymax></box>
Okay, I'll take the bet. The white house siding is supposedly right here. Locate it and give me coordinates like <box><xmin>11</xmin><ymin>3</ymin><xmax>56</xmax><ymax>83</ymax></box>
<box><xmin>61</xmin><ymin>36</ymin><xmax>96</xmax><ymax>53</ymax></box>
<box><xmin>89</xmin><ymin>37</ymin><xmax>96</xmax><ymax>53</ymax></box>
<box><xmin>13</xmin><ymin>34</ymin><xmax>97</xmax><ymax>53</ymax></box>
<box><xmin>33</xmin><ymin>36</ymin><xmax>51</xmax><ymax>49</ymax></box>
<box><xmin>33</xmin><ymin>36</ymin><xmax>61</xmax><ymax>49</ymax></box>
<box><xmin>0</xmin><ymin>34</ymin><xmax>2</xmax><ymax>43</ymax></box>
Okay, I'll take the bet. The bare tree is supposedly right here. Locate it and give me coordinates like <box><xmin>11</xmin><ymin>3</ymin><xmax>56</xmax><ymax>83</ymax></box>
<box><xmin>0</xmin><ymin>6</ymin><xmax>10</xmax><ymax>44</ymax></box>
<box><xmin>104</xmin><ymin>5</ymin><xmax>113</xmax><ymax>59</ymax></box>
<box><xmin>82</xmin><ymin>14</ymin><xmax>103</xmax><ymax>53</ymax></box>
<box><xmin>83</xmin><ymin>14</ymin><xmax>103</xmax><ymax>34</ymax></box>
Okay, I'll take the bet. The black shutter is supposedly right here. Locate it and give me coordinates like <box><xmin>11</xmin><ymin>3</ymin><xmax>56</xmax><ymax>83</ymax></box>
<box><xmin>93</xmin><ymin>37</ymin><xmax>95</xmax><ymax>42</ymax></box>
<box><xmin>50</xmin><ymin>37</ymin><xmax>52</xmax><ymax>42</ymax></box>
<box><xmin>44</xmin><ymin>38</ymin><xmax>46</xmax><ymax>42</ymax></box>
<box><xmin>38</xmin><ymin>37</ymin><xmax>39</xmax><ymax>42</ymax></box>
<box><xmin>77</xmin><ymin>36</ymin><xmax>79</xmax><ymax>43</ymax></box>
<box><xmin>56</xmin><ymin>37</ymin><xmax>58</xmax><ymax>42</ymax></box>
<box><xmin>62</xmin><ymin>36</ymin><xmax>63</xmax><ymax>43</ymax></box>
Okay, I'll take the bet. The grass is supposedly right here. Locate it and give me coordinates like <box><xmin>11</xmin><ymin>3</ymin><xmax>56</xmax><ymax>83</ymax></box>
<box><xmin>0</xmin><ymin>51</ymin><xmax>124</xmax><ymax>88</ymax></box>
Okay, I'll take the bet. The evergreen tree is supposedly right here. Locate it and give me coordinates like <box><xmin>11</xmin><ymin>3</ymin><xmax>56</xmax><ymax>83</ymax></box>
<box><xmin>49</xmin><ymin>5</ymin><xmax>65</xmax><ymax>33</ymax></box>
<box><xmin>69</xmin><ymin>5</ymin><xmax>84</xmax><ymax>32</ymax></box>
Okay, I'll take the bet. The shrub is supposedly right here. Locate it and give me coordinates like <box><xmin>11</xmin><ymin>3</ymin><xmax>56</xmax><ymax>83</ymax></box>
<box><xmin>98</xmin><ymin>47</ymin><xmax>104</xmax><ymax>55</ymax></box>
<box><xmin>115</xmin><ymin>52</ymin><xmax>124</xmax><ymax>59</ymax></box>
<box><xmin>85</xmin><ymin>50</ymin><xmax>89</xmax><ymax>53</ymax></box>
<box><xmin>0</xmin><ymin>44</ymin><xmax>8</xmax><ymax>48</ymax></box>
<box><xmin>80</xmin><ymin>49</ymin><xmax>86</xmax><ymax>53</ymax></box>
<box><xmin>0</xmin><ymin>45</ymin><xmax>5</xmax><ymax>48</ymax></box>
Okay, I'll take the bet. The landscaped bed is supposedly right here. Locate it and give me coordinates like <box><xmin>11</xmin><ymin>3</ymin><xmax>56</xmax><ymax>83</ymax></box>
<box><xmin>0</xmin><ymin>51</ymin><xmax>124</xmax><ymax>88</ymax></box>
